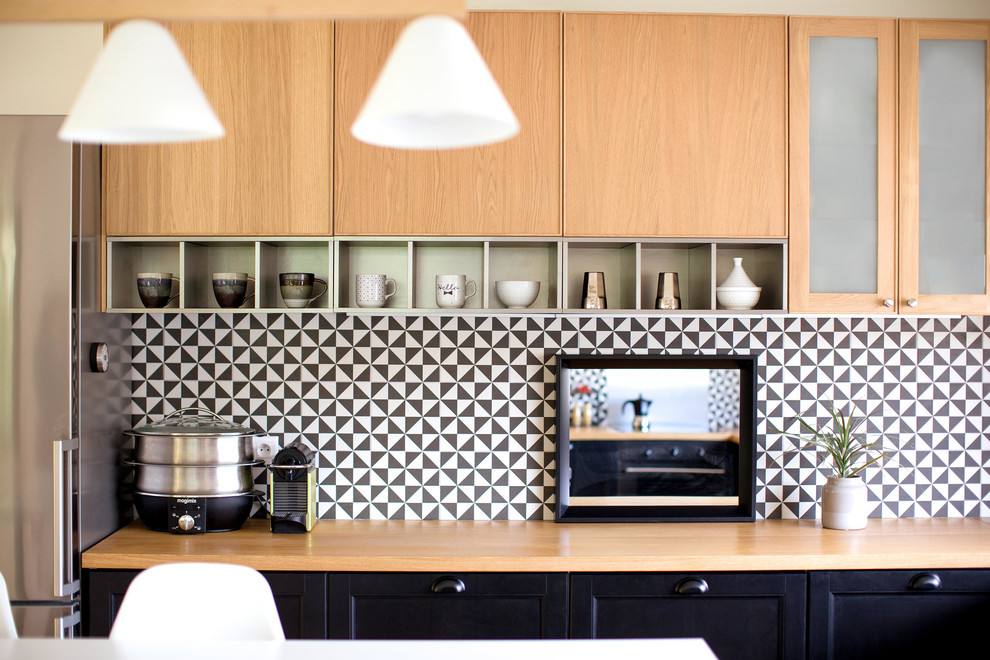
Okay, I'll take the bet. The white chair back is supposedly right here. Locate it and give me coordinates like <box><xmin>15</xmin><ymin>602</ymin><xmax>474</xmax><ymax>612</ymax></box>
<box><xmin>0</xmin><ymin>571</ymin><xmax>17</xmax><ymax>639</ymax></box>
<box><xmin>109</xmin><ymin>562</ymin><xmax>284</xmax><ymax>641</ymax></box>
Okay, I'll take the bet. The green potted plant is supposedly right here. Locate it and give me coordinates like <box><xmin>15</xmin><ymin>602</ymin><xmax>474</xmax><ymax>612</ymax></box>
<box><xmin>773</xmin><ymin>403</ymin><xmax>891</xmax><ymax>530</ymax></box>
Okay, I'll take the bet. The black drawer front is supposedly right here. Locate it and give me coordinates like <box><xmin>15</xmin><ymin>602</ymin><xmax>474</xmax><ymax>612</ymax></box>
<box><xmin>83</xmin><ymin>569</ymin><xmax>326</xmax><ymax>638</ymax></box>
<box><xmin>571</xmin><ymin>572</ymin><xmax>805</xmax><ymax>660</ymax></box>
<box><xmin>328</xmin><ymin>573</ymin><xmax>567</xmax><ymax>640</ymax></box>
<box><xmin>809</xmin><ymin>570</ymin><xmax>990</xmax><ymax>660</ymax></box>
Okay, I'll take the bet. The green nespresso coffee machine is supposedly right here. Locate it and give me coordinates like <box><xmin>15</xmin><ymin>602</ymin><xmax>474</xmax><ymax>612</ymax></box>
<box><xmin>268</xmin><ymin>440</ymin><xmax>316</xmax><ymax>533</ymax></box>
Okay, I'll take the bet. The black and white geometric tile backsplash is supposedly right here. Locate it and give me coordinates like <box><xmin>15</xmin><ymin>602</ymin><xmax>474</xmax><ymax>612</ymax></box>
<box><xmin>129</xmin><ymin>313</ymin><xmax>990</xmax><ymax>520</ymax></box>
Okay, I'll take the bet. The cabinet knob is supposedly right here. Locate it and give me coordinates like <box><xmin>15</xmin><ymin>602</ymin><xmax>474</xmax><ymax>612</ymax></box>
<box><xmin>908</xmin><ymin>573</ymin><xmax>942</xmax><ymax>591</ymax></box>
<box><xmin>907</xmin><ymin>298</ymin><xmax>919</xmax><ymax>308</ymax></box>
<box><xmin>882</xmin><ymin>298</ymin><xmax>894</xmax><ymax>308</ymax></box>
<box><xmin>431</xmin><ymin>576</ymin><xmax>466</xmax><ymax>594</ymax></box>
<box><xmin>674</xmin><ymin>577</ymin><xmax>709</xmax><ymax>595</ymax></box>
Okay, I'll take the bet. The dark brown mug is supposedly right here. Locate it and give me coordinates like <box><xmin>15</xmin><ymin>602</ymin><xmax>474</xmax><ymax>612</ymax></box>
<box><xmin>212</xmin><ymin>272</ymin><xmax>254</xmax><ymax>309</ymax></box>
<box><xmin>136</xmin><ymin>273</ymin><xmax>179</xmax><ymax>308</ymax></box>
<box><xmin>279</xmin><ymin>272</ymin><xmax>328</xmax><ymax>308</ymax></box>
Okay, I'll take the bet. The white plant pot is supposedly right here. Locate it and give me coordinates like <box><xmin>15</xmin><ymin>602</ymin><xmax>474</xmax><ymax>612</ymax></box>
<box><xmin>821</xmin><ymin>476</ymin><xmax>868</xmax><ymax>530</ymax></box>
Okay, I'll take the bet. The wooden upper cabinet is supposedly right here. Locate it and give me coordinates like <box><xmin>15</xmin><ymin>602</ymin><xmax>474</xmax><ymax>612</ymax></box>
<box><xmin>334</xmin><ymin>11</ymin><xmax>562</xmax><ymax>236</ymax></box>
<box><xmin>788</xmin><ymin>17</ymin><xmax>898</xmax><ymax>314</ymax></box>
<box><xmin>104</xmin><ymin>22</ymin><xmax>333</xmax><ymax>236</ymax></box>
<box><xmin>563</xmin><ymin>13</ymin><xmax>787</xmax><ymax>238</ymax></box>
<box><xmin>898</xmin><ymin>20</ymin><xmax>990</xmax><ymax>315</ymax></box>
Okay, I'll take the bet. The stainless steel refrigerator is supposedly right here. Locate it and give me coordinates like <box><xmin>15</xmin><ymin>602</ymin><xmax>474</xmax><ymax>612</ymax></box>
<box><xmin>0</xmin><ymin>115</ymin><xmax>131</xmax><ymax>637</ymax></box>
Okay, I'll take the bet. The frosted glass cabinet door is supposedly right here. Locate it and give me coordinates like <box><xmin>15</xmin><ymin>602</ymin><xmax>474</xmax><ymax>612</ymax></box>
<box><xmin>899</xmin><ymin>20</ymin><xmax>990</xmax><ymax>315</ymax></box>
<box><xmin>788</xmin><ymin>18</ymin><xmax>897</xmax><ymax>313</ymax></box>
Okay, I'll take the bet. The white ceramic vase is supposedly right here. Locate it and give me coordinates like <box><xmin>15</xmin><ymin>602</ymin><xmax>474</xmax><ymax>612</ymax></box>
<box><xmin>715</xmin><ymin>257</ymin><xmax>762</xmax><ymax>310</ymax></box>
<box><xmin>719</xmin><ymin>257</ymin><xmax>759</xmax><ymax>289</ymax></box>
<box><xmin>821</xmin><ymin>476</ymin><xmax>868</xmax><ymax>530</ymax></box>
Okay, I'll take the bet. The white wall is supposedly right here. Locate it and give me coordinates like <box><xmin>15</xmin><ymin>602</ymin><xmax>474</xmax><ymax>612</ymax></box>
<box><xmin>0</xmin><ymin>23</ymin><xmax>102</xmax><ymax>115</ymax></box>
<box><xmin>468</xmin><ymin>0</ymin><xmax>990</xmax><ymax>18</ymax></box>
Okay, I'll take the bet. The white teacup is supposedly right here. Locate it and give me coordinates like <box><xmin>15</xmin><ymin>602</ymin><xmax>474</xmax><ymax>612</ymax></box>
<box><xmin>436</xmin><ymin>274</ymin><xmax>477</xmax><ymax>309</ymax></box>
<box><xmin>355</xmin><ymin>274</ymin><xmax>396</xmax><ymax>308</ymax></box>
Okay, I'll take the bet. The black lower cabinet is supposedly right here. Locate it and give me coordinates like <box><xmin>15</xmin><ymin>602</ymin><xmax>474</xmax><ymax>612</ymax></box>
<box><xmin>570</xmin><ymin>572</ymin><xmax>806</xmax><ymax>660</ymax></box>
<box><xmin>327</xmin><ymin>573</ymin><xmax>568</xmax><ymax>639</ymax></box>
<box><xmin>83</xmin><ymin>569</ymin><xmax>327</xmax><ymax>638</ymax></box>
<box><xmin>83</xmin><ymin>570</ymin><xmax>140</xmax><ymax>638</ymax></box>
<box><xmin>808</xmin><ymin>569</ymin><xmax>990</xmax><ymax>660</ymax></box>
<box><xmin>84</xmin><ymin>565</ymin><xmax>990</xmax><ymax>657</ymax></box>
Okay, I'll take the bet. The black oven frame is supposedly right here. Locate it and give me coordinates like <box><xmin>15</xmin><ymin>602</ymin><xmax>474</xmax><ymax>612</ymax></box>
<box><xmin>554</xmin><ymin>353</ymin><xmax>758</xmax><ymax>522</ymax></box>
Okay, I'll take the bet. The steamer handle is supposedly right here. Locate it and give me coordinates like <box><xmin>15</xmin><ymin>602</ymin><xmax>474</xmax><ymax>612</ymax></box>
<box><xmin>162</xmin><ymin>407</ymin><xmax>226</xmax><ymax>421</ymax></box>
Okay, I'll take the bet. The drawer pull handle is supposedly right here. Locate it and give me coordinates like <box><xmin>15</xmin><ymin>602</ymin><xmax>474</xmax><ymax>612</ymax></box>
<box><xmin>431</xmin><ymin>576</ymin><xmax>466</xmax><ymax>594</ymax></box>
<box><xmin>674</xmin><ymin>578</ymin><xmax>709</xmax><ymax>595</ymax></box>
<box><xmin>908</xmin><ymin>573</ymin><xmax>942</xmax><ymax>591</ymax></box>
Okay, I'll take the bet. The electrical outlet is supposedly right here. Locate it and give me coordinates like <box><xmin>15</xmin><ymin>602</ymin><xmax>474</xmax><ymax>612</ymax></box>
<box><xmin>253</xmin><ymin>435</ymin><xmax>278</xmax><ymax>464</ymax></box>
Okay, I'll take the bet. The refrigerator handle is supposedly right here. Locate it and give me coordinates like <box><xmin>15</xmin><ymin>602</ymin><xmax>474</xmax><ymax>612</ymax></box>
<box><xmin>57</xmin><ymin>607</ymin><xmax>82</xmax><ymax>639</ymax></box>
<box><xmin>53</xmin><ymin>437</ymin><xmax>80</xmax><ymax>597</ymax></box>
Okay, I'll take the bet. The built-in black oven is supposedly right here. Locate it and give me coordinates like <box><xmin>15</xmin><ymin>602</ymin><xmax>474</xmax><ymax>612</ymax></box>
<box><xmin>555</xmin><ymin>354</ymin><xmax>756</xmax><ymax>522</ymax></box>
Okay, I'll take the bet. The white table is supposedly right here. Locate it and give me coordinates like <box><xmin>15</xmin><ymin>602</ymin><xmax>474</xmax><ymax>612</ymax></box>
<box><xmin>1</xmin><ymin>638</ymin><xmax>718</xmax><ymax>660</ymax></box>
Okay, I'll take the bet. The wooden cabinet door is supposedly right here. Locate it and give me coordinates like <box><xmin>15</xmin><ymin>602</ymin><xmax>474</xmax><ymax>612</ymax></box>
<box><xmin>788</xmin><ymin>17</ymin><xmax>898</xmax><ymax>314</ymax></box>
<box><xmin>570</xmin><ymin>572</ymin><xmax>806</xmax><ymax>660</ymax></box>
<box><xmin>898</xmin><ymin>20</ymin><xmax>990</xmax><ymax>315</ymax></box>
<box><xmin>563</xmin><ymin>13</ymin><xmax>786</xmax><ymax>238</ymax></box>
<box><xmin>104</xmin><ymin>22</ymin><xmax>332</xmax><ymax>236</ymax></box>
<box><xmin>334</xmin><ymin>12</ymin><xmax>561</xmax><ymax>237</ymax></box>
<box><xmin>327</xmin><ymin>573</ymin><xmax>568</xmax><ymax>639</ymax></box>
<box><xmin>808</xmin><ymin>570</ymin><xmax>990</xmax><ymax>660</ymax></box>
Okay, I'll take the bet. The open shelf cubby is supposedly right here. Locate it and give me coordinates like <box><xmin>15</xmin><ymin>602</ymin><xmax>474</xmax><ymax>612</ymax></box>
<box><xmin>336</xmin><ymin>239</ymin><xmax>411</xmax><ymax>310</ymax></box>
<box><xmin>487</xmin><ymin>241</ymin><xmax>560</xmax><ymax>310</ymax></box>
<box><xmin>108</xmin><ymin>240</ymin><xmax>182</xmax><ymax>311</ymax></box>
<box><xmin>564</xmin><ymin>241</ymin><xmax>639</xmax><ymax>310</ymax></box>
<box><xmin>259</xmin><ymin>241</ymin><xmax>333</xmax><ymax>310</ymax></box>
<box><xmin>412</xmin><ymin>241</ymin><xmax>485</xmax><ymax>310</ymax></box>
<box><xmin>639</xmin><ymin>241</ymin><xmax>712</xmax><ymax>311</ymax></box>
<box><xmin>714</xmin><ymin>242</ymin><xmax>787</xmax><ymax>312</ymax></box>
<box><xmin>107</xmin><ymin>237</ymin><xmax>787</xmax><ymax>314</ymax></box>
<box><xmin>182</xmin><ymin>241</ymin><xmax>258</xmax><ymax>310</ymax></box>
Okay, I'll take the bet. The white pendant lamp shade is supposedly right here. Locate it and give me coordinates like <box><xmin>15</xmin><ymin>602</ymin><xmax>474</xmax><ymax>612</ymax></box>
<box><xmin>58</xmin><ymin>19</ymin><xmax>224</xmax><ymax>144</ymax></box>
<box><xmin>351</xmin><ymin>15</ymin><xmax>519</xmax><ymax>150</ymax></box>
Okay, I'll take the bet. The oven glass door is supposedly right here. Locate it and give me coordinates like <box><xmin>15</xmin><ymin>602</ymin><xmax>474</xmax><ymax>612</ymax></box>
<box><xmin>568</xmin><ymin>437</ymin><xmax>739</xmax><ymax>507</ymax></box>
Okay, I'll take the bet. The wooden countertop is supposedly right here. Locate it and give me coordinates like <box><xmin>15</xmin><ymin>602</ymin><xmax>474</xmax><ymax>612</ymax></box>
<box><xmin>83</xmin><ymin>518</ymin><xmax>990</xmax><ymax>572</ymax></box>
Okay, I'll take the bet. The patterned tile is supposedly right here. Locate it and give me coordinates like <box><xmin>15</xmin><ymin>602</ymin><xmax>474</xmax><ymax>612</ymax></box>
<box><xmin>129</xmin><ymin>313</ymin><xmax>990</xmax><ymax>520</ymax></box>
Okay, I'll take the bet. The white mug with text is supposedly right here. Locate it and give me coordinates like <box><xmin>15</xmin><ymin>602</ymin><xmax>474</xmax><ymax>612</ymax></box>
<box><xmin>435</xmin><ymin>274</ymin><xmax>477</xmax><ymax>309</ymax></box>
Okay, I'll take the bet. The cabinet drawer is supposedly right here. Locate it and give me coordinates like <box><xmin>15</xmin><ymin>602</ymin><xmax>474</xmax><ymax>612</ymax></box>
<box><xmin>570</xmin><ymin>572</ymin><xmax>805</xmax><ymax>660</ymax></box>
<box><xmin>83</xmin><ymin>569</ymin><xmax>327</xmax><ymax>639</ymax></box>
<box><xmin>809</xmin><ymin>569</ymin><xmax>990</xmax><ymax>660</ymax></box>
<box><xmin>327</xmin><ymin>573</ymin><xmax>567</xmax><ymax>640</ymax></box>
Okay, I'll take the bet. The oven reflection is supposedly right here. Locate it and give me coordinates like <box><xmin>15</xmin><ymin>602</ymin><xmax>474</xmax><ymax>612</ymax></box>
<box><xmin>566</xmin><ymin>367</ymin><xmax>741</xmax><ymax>507</ymax></box>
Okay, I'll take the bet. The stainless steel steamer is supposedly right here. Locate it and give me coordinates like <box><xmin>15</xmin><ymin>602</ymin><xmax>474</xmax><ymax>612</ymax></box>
<box><xmin>125</xmin><ymin>408</ymin><xmax>260</xmax><ymax>465</ymax></box>
<box><xmin>124</xmin><ymin>408</ymin><xmax>264</xmax><ymax>533</ymax></box>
